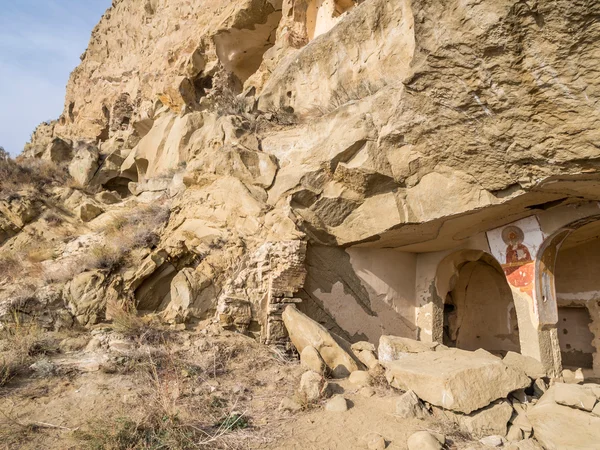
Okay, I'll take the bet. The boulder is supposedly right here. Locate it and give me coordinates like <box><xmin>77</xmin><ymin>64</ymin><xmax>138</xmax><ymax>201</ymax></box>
<box><xmin>43</xmin><ymin>137</ymin><xmax>72</xmax><ymax>163</ymax></box>
<box><xmin>385</xmin><ymin>348</ymin><xmax>530</xmax><ymax>413</ymax></box>
<box><xmin>76</xmin><ymin>202</ymin><xmax>104</xmax><ymax>222</ymax></box>
<box><xmin>406</xmin><ymin>431</ymin><xmax>444</xmax><ymax>450</ymax></box>
<box><xmin>95</xmin><ymin>191</ymin><xmax>122</xmax><ymax>204</ymax></box>
<box><xmin>506</xmin><ymin>439</ymin><xmax>545</xmax><ymax>450</ymax></box>
<box><xmin>479</xmin><ymin>435</ymin><xmax>506</xmax><ymax>447</ymax></box>
<box><xmin>325</xmin><ymin>395</ymin><xmax>348</xmax><ymax>412</ymax></box>
<box><xmin>503</xmin><ymin>352</ymin><xmax>547</xmax><ymax>379</ymax></box>
<box><xmin>533</xmin><ymin>378</ymin><xmax>548</xmax><ymax>397</ymax></box>
<box><xmin>300</xmin><ymin>346</ymin><xmax>327</xmax><ymax>374</ymax></box>
<box><xmin>351</xmin><ymin>341</ymin><xmax>376</xmax><ymax>352</ymax></box>
<box><xmin>283</xmin><ymin>305</ymin><xmax>361</xmax><ymax>378</ymax></box>
<box><xmin>363</xmin><ymin>434</ymin><xmax>386</xmax><ymax>450</ymax></box>
<box><xmin>506</xmin><ymin>425</ymin><xmax>524</xmax><ymax>443</ymax></box>
<box><xmin>378</xmin><ymin>335</ymin><xmax>442</xmax><ymax>363</ymax></box>
<box><xmin>298</xmin><ymin>370</ymin><xmax>330</xmax><ymax>403</ymax></box>
<box><xmin>163</xmin><ymin>268</ymin><xmax>215</xmax><ymax>323</ymax></box>
<box><xmin>553</xmin><ymin>383</ymin><xmax>597</xmax><ymax>412</ymax></box>
<box><xmin>69</xmin><ymin>142</ymin><xmax>99</xmax><ymax>185</ymax></box>
<box><xmin>65</xmin><ymin>270</ymin><xmax>108</xmax><ymax>326</ymax></box>
<box><xmin>445</xmin><ymin>400</ymin><xmax>514</xmax><ymax>438</ymax></box>
<box><xmin>527</xmin><ymin>384</ymin><xmax>600</xmax><ymax>450</ymax></box>
<box><xmin>562</xmin><ymin>368</ymin><xmax>585</xmax><ymax>384</ymax></box>
<box><xmin>395</xmin><ymin>390</ymin><xmax>429</xmax><ymax>419</ymax></box>
<box><xmin>348</xmin><ymin>370</ymin><xmax>372</xmax><ymax>388</ymax></box>
<box><xmin>279</xmin><ymin>397</ymin><xmax>302</xmax><ymax>412</ymax></box>
<box><xmin>216</xmin><ymin>297</ymin><xmax>252</xmax><ymax>332</ymax></box>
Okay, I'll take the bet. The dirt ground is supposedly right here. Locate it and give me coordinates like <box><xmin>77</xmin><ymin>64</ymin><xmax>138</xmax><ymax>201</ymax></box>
<box><xmin>0</xmin><ymin>326</ymin><xmax>487</xmax><ymax>450</ymax></box>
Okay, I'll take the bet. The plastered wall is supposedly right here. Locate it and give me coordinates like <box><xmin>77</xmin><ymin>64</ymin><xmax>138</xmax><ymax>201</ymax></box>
<box><xmin>299</xmin><ymin>245</ymin><xmax>417</xmax><ymax>343</ymax></box>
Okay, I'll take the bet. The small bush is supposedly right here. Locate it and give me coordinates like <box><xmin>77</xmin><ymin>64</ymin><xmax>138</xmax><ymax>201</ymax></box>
<box><xmin>0</xmin><ymin>150</ymin><xmax>69</xmax><ymax>198</ymax></box>
<box><xmin>0</xmin><ymin>318</ymin><xmax>47</xmax><ymax>387</ymax></box>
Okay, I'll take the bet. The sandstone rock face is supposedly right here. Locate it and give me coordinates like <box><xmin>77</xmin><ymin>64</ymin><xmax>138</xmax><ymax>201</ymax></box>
<box><xmin>283</xmin><ymin>305</ymin><xmax>361</xmax><ymax>377</ymax></box>
<box><xmin>527</xmin><ymin>384</ymin><xmax>600</xmax><ymax>450</ymax></box>
<box><xmin>65</xmin><ymin>271</ymin><xmax>108</xmax><ymax>326</ymax></box>
<box><xmin>385</xmin><ymin>348</ymin><xmax>530</xmax><ymax>414</ymax></box>
<box><xmin>69</xmin><ymin>142</ymin><xmax>99</xmax><ymax>186</ymax></box>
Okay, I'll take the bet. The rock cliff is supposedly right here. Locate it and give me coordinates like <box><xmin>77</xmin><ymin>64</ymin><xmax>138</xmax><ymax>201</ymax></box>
<box><xmin>4</xmin><ymin>0</ymin><xmax>600</xmax><ymax>355</ymax></box>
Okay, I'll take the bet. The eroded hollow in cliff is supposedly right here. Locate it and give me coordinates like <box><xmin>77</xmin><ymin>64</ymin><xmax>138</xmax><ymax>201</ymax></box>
<box><xmin>306</xmin><ymin>0</ymin><xmax>356</xmax><ymax>41</ymax></box>
<box><xmin>213</xmin><ymin>6</ymin><xmax>282</xmax><ymax>84</ymax></box>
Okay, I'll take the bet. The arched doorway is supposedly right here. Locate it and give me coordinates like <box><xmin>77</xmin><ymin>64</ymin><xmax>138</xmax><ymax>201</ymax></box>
<box><xmin>553</xmin><ymin>220</ymin><xmax>600</xmax><ymax>374</ymax></box>
<box><xmin>437</xmin><ymin>251</ymin><xmax>521</xmax><ymax>356</ymax></box>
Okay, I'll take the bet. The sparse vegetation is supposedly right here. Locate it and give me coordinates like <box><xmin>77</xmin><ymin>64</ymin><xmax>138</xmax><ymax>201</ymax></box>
<box><xmin>0</xmin><ymin>316</ymin><xmax>48</xmax><ymax>387</ymax></box>
<box><xmin>0</xmin><ymin>148</ymin><xmax>69</xmax><ymax>198</ymax></box>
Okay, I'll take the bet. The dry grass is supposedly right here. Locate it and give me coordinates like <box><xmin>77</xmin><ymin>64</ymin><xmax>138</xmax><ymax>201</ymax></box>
<box><xmin>0</xmin><ymin>148</ymin><xmax>69</xmax><ymax>199</ymax></box>
<box><xmin>81</xmin><ymin>203</ymin><xmax>171</xmax><ymax>272</ymax></box>
<box><xmin>0</xmin><ymin>316</ymin><xmax>51</xmax><ymax>388</ymax></box>
<box><xmin>75</xmin><ymin>346</ymin><xmax>254</xmax><ymax>450</ymax></box>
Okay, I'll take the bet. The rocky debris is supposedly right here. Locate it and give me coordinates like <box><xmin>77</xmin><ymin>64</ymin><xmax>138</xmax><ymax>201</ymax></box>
<box><xmin>216</xmin><ymin>297</ymin><xmax>252</xmax><ymax>332</ymax></box>
<box><xmin>351</xmin><ymin>341</ymin><xmax>380</xmax><ymax>369</ymax></box>
<box><xmin>378</xmin><ymin>336</ymin><xmax>442</xmax><ymax>363</ymax></box>
<box><xmin>43</xmin><ymin>137</ymin><xmax>72</xmax><ymax>163</ymax></box>
<box><xmin>506</xmin><ymin>439</ymin><xmax>544</xmax><ymax>450</ymax></box>
<box><xmin>553</xmin><ymin>383</ymin><xmax>597</xmax><ymax>412</ymax></box>
<box><xmin>395</xmin><ymin>390</ymin><xmax>429</xmax><ymax>420</ymax></box>
<box><xmin>298</xmin><ymin>370</ymin><xmax>331</xmax><ymax>403</ymax></box>
<box><xmin>283</xmin><ymin>306</ymin><xmax>361</xmax><ymax>378</ymax></box>
<box><xmin>503</xmin><ymin>352</ymin><xmax>547</xmax><ymax>380</ymax></box>
<box><xmin>359</xmin><ymin>387</ymin><xmax>376</xmax><ymax>398</ymax></box>
<box><xmin>69</xmin><ymin>142</ymin><xmax>99</xmax><ymax>185</ymax></box>
<box><xmin>95</xmin><ymin>191</ymin><xmax>121</xmax><ymax>205</ymax></box>
<box><xmin>76</xmin><ymin>202</ymin><xmax>104</xmax><ymax>222</ymax></box>
<box><xmin>479</xmin><ymin>435</ymin><xmax>506</xmax><ymax>447</ymax></box>
<box><xmin>436</xmin><ymin>400</ymin><xmax>514</xmax><ymax>438</ymax></box>
<box><xmin>406</xmin><ymin>431</ymin><xmax>445</xmax><ymax>450</ymax></box>
<box><xmin>163</xmin><ymin>268</ymin><xmax>215</xmax><ymax>324</ymax></box>
<box><xmin>533</xmin><ymin>379</ymin><xmax>548</xmax><ymax>397</ymax></box>
<box><xmin>384</xmin><ymin>348</ymin><xmax>530</xmax><ymax>413</ymax></box>
<box><xmin>527</xmin><ymin>384</ymin><xmax>600</xmax><ymax>450</ymax></box>
<box><xmin>29</xmin><ymin>359</ymin><xmax>56</xmax><ymax>377</ymax></box>
<box><xmin>363</xmin><ymin>434</ymin><xmax>386</xmax><ymax>450</ymax></box>
<box><xmin>562</xmin><ymin>368</ymin><xmax>585</xmax><ymax>384</ymax></box>
<box><xmin>279</xmin><ymin>397</ymin><xmax>302</xmax><ymax>413</ymax></box>
<box><xmin>348</xmin><ymin>370</ymin><xmax>371</xmax><ymax>388</ymax></box>
<box><xmin>325</xmin><ymin>395</ymin><xmax>348</xmax><ymax>412</ymax></box>
<box><xmin>300</xmin><ymin>346</ymin><xmax>327</xmax><ymax>374</ymax></box>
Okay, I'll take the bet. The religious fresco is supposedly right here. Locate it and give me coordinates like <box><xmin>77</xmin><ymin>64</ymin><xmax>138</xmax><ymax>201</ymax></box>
<box><xmin>486</xmin><ymin>216</ymin><xmax>545</xmax><ymax>297</ymax></box>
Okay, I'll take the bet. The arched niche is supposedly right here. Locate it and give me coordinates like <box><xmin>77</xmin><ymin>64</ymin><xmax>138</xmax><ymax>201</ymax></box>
<box><xmin>435</xmin><ymin>250</ymin><xmax>521</xmax><ymax>356</ymax></box>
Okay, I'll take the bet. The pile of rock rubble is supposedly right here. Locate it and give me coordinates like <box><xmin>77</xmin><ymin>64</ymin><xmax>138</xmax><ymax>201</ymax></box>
<box><xmin>280</xmin><ymin>306</ymin><xmax>600</xmax><ymax>450</ymax></box>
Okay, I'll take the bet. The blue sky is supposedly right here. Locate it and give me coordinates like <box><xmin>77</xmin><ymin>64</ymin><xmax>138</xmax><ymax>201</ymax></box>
<box><xmin>0</xmin><ymin>0</ymin><xmax>111</xmax><ymax>155</ymax></box>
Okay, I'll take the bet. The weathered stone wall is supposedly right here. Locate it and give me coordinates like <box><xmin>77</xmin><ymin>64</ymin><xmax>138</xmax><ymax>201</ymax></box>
<box><xmin>299</xmin><ymin>245</ymin><xmax>417</xmax><ymax>343</ymax></box>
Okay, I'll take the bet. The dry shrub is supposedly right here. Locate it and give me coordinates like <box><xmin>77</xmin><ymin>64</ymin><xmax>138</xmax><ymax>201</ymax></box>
<box><xmin>0</xmin><ymin>149</ymin><xmax>69</xmax><ymax>198</ymax></box>
<box><xmin>106</xmin><ymin>298</ymin><xmax>147</xmax><ymax>337</ymax></box>
<box><xmin>0</xmin><ymin>316</ymin><xmax>48</xmax><ymax>387</ymax></box>
<box><xmin>77</xmin><ymin>203</ymin><xmax>171</xmax><ymax>273</ymax></box>
<box><xmin>76</xmin><ymin>350</ymin><xmax>251</xmax><ymax>450</ymax></box>
<box><xmin>0</xmin><ymin>252</ymin><xmax>23</xmax><ymax>283</ymax></box>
